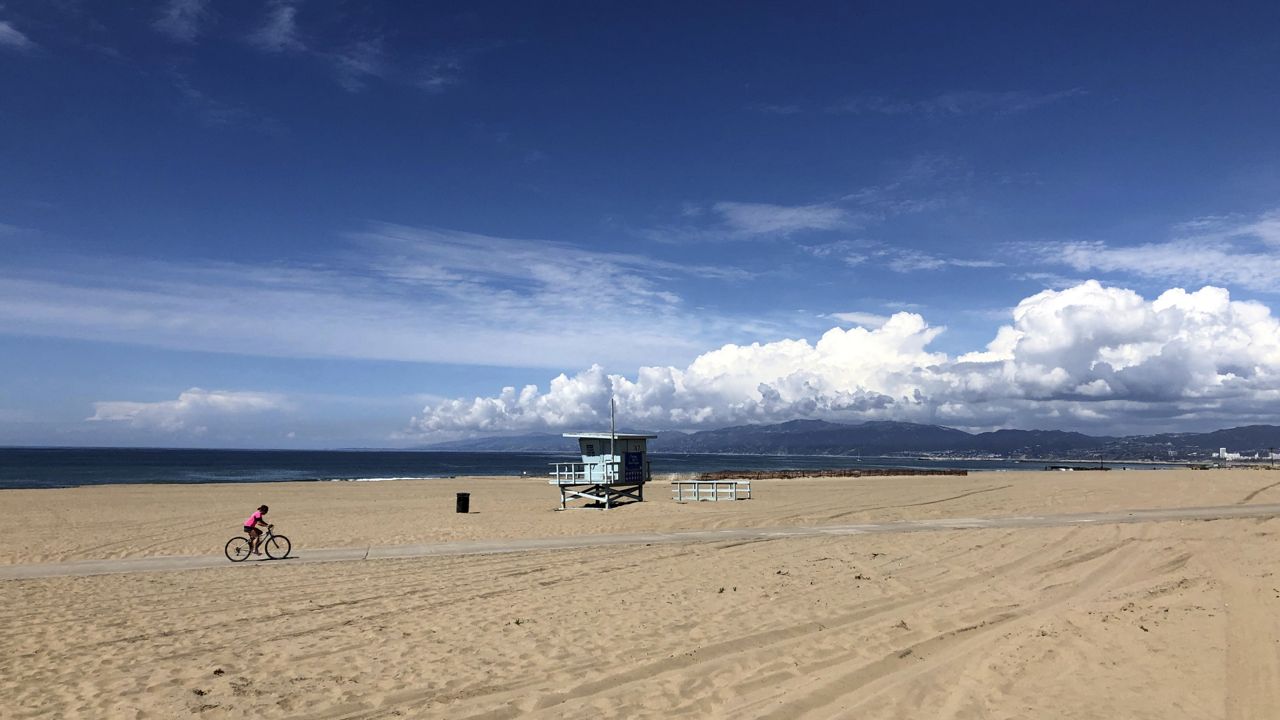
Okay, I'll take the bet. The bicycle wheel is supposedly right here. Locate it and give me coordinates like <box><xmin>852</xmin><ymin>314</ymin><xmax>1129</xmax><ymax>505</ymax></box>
<box><xmin>225</xmin><ymin>536</ymin><xmax>252</xmax><ymax>562</ymax></box>
<box><xmin>264</xmin><ymin>534</ymin><xmax>291</xmax><ymax>560</ymax></box>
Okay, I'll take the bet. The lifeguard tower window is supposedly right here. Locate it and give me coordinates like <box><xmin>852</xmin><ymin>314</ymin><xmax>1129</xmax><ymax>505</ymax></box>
<box><xmin>549</xmin><ymin>432</ymin><xmax>657</xmax><ymax>510</ymax></box>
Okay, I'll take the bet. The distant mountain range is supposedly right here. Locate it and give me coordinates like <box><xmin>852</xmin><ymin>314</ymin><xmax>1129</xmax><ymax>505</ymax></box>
<box><xmin>421</xmin><ymin>420</ymin><xmax>1280</xmax><ymax>460</ymax></box>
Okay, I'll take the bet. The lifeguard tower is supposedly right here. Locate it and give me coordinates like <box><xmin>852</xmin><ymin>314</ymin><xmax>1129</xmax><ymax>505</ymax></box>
<box><xmin>550</xmin><ymin>432</ymin><xmax>656</xmax><ymax>509</ymax></box>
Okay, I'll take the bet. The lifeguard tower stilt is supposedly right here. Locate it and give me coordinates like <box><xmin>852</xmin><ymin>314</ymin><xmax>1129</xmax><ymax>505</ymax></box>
<box><xmin>550</xmin><ymin>432</ymin><xmax>656</xmax><ymax>510</ymax></box>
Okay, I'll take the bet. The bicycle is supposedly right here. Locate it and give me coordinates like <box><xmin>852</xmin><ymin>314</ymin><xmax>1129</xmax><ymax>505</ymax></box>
<box><xmin>225</xmin><ymin>525</ymin><xmax>291</xmax><ymax>562</ymax></box>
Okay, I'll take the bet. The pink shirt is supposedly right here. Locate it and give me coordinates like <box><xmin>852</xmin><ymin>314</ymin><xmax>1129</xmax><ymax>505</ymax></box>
<box><xmin>244</xmin><ymin>510</ymin><xmax>263</xmax><ymax>528</ymax></box>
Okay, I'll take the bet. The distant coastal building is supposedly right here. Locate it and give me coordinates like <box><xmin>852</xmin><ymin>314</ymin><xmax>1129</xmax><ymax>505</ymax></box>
<box><xmin>1216</xmin><ymin>447</ymin><xmax>1278</xmax><ymax>462</ymax></box>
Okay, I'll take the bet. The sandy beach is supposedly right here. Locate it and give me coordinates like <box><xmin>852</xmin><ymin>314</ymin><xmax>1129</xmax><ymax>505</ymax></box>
<box><xmin>5</xmin><ymin>468</ymin><xmax>1280</xmax><ymax>718</ymax></box>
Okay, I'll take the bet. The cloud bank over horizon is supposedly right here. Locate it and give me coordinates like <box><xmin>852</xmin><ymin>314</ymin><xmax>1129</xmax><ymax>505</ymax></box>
<box><xmin>89</xmin><ymin>388</ymin><xmax>288</xmax><ymax>433</ymax></box>
<box><xmin>408</xmin><ymin>281</ymin><xmax>1280</xmax><ymax>438</ymax></box>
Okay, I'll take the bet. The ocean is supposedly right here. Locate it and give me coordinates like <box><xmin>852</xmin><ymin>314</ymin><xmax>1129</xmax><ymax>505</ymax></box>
<box><xmin>0</xmin><ymin>447</ymin><xmax>1177</xmax><ymax>490</ymax></box>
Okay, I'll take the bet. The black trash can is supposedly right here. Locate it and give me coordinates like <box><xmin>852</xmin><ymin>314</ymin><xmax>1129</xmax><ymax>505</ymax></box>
<box><xmin>455</xmin><ymin>492</ymin><xmax>470</xmax><ymax>514</ymax></box>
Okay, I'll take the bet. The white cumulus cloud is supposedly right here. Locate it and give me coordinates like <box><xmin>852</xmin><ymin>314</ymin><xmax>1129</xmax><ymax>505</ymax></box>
<box><xmin>89</xmin><ymin>388</ymin><xmax>287</xmax><ymax>432</ymax></box>
<box><xmin>408</xmin><ymin>281</ymin><xmax>1280</xmax><ymax>436</ymax></box>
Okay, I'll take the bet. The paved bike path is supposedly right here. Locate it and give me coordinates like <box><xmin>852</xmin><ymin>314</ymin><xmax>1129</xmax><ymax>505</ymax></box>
<box><xmin>5</xmin><ymin>502</ymin><xmax>1280</xmax><ymax>581</ymax></box>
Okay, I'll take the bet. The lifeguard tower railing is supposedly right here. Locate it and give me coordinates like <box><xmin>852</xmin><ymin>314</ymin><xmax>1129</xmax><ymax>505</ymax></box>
<box><xmin>550</xmin><ymin>460</ymin><xmax>621</xmax><ymax>484</ymax></box>
<box><xmin>548</xmin><ymin>459</ymin><xmax>651</xmax><ymax>509</ymax></box>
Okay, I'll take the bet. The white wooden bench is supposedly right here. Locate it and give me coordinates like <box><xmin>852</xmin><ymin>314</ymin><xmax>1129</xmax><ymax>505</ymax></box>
<box><xmin>670</xmin><ymin>479</ymin><xmax>752</xmax><ymax>502</ymax></box>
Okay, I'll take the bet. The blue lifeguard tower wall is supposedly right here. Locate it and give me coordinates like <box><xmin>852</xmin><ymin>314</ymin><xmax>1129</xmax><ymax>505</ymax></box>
<box><xmin>550</xmin><ymin>432</ymin><xmax>656</xmax><ymax>509</ymax></box>
<box><xmin>570</xmin><ymin>433</ymin><xmax>653</xmax><ymax>484</ymax></box>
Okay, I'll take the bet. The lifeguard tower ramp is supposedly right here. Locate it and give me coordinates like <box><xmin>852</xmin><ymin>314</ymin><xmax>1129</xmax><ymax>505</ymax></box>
<box><xmin>550</xmin><ymin>432</ymin><xmax>656</xmax><ymax>509</ymax></box>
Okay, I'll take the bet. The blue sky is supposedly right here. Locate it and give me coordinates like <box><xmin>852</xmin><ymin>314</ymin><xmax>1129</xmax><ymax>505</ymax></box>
<box><xmin>3</xmin><ymin>1</ymin><xmax>1280</xmax><ymax>447</ymax></box>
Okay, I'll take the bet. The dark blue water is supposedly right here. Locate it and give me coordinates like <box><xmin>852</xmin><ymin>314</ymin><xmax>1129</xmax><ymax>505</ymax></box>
<box><xmin>0</xmin><ymin>447</ymin><xmax>1177</xmax><ymax>490</ymax></box>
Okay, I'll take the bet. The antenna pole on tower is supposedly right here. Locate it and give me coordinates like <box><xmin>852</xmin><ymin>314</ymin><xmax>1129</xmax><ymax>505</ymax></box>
<box><xmin>610</xmin><ymin>398</ymin><xmax>617</xmax><ymax>480</ymax></box>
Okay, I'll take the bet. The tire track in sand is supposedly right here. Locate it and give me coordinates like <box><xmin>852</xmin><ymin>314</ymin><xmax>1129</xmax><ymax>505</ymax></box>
<box><xmin>442</xmin><ymin>531</ymin><xmax>1117</xmax><ymax>719</ymax></box>
<box><xmin>736</xmin><ymin>527</ymin><xmax>1149</xmax><ymax>719</ymax></box>
<box><xmin>1198</xmin><ymin>541</ymin><xmax>1280</xmax><ymax>720</ymax></box>
<box><xmin>283</xmin><ymin>528</ymin><xmax>1078</xmax><ymax>720</ymax></box>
